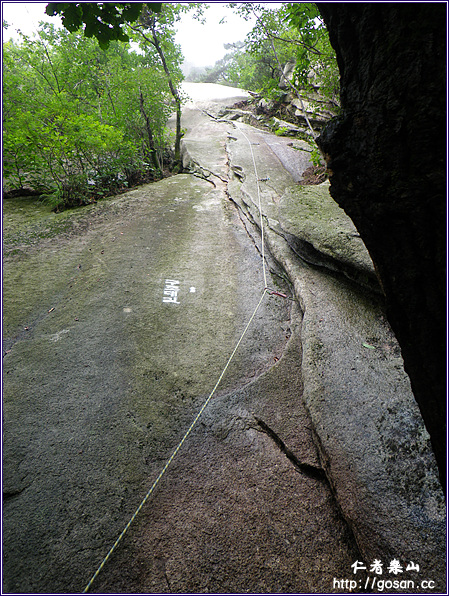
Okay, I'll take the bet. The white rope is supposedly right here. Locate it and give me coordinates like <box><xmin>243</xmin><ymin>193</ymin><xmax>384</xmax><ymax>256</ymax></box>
<box><xmin>234</xmin><ymin>123</ymin><xmax>268</xmax><ymax>288</ymax></box>
<box><xmin>83</xmin><ymin>111</ymin><xmax>273</xmax><ymax>593</ymax></box>
<box><xmin>83</xmin><ymin>287</ymin><xmax>269</xmax><ymax>592</ymax></box>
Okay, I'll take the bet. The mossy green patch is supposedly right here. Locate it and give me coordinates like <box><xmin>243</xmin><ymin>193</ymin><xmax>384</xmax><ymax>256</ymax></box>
<box><xmin>3</xmin><ymin>195</ymin><xmax>99</xmax><ymax>253</ymax></box>
<box><xmin>279</xmin><ymin>182</ymin><xmax>375</xmax><ymax>274</ymax></box>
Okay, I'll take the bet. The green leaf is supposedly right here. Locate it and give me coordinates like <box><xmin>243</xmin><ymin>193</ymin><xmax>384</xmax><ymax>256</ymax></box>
<box><xmin>362</xmin><ymin>342</ymin><xmax>376</xmax><ymax>349</ymax></box>
<box><xmin>146</xmin><ymin>3</ymin><xmax>162</xmax><ymax>14</ymax></box>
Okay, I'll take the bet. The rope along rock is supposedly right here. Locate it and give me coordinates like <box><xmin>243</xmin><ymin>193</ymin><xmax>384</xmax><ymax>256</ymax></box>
<box><xmin>83</xmin><ymin>119</ymin><xmax>280</xmax><ymax>593</ymax></box>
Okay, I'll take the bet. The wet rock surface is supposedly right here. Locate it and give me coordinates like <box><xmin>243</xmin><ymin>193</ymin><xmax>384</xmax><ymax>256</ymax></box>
<box><xmin>3</xmin><ymin>174</ymin><xmax>311</xmax><ymax>593</ymax></box>
<box><xmin>3</xmin><ymin>83</ymin><xmax>445</xmax><ymax>594</ymax></box>
<box><xmin>3</xmin><ymin>88</ymin><xmax>356</xmax><ymax>594</ymax></box>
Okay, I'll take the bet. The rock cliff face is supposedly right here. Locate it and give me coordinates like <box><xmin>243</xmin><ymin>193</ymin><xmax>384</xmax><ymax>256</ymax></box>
<box><xmin>316</xmin><ymin>3</ymin><xmax>447</xmax><ymax>487</ymax></box>
<box><xmin>179</xmin><ymin>91</ymin><xmax>445</xmax><ymax>586</ymax></box>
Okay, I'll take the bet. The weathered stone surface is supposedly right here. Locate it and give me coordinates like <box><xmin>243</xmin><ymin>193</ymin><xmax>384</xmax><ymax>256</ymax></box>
<box><xmin>267</xmin><ymin>230</ymin><xmax>446</xmax><ymax>585</ymax></box>
<box><xmin>217</xmin><ymin>107</ymin><xmax>250</xmax><ymax>121</ymax></box>
<box><xmin>3</xmin><ymin>173</ymin><xmax>325</xmax><ymax>594</ymax></box>
<box><xmin>270</xmin><ymin>116</ymin><xmax>310</xmax><ymax>137</ymax></box>
<box><xmin>258</xmin><ymin>97</ymin><xmax>271</xmax><ymax>111</ymax></box>
<box><xmin>278</xmin><ymin>182</ymin><xmax>379</xmax><ymax>292</ymax></box>
<box><xmin>3</xmin><ymin>83</ymin><xmax>445</xmax><ymax>593</ymax></box>
<box><xmin>3</xmin><ymin>85</ymin><xmax>361</xmax><ymax>594</ymax></box>
<box><xmin>220</xmin><ymin>115</ymin><xmax>445</xmax><ymax>588</ymax></box>
<box><xmin>282</xmin><ymin>96</ymin><xmax>333</xmax><ymax>130</ymax></box>
<box><xmin>279</xmin><ymin>59</ymin><xmax>296</xmax><ymax>90</ymax></box>
<box><xmin>224</xmin><ymin>123</ymin><xmax>376</xmax><ymax>290</ymax></box>
<box><xmin>182</xmin><ymin>81</ymin><xmax>250</xmax><ymax>105</ymax></box>
<box><xmin>288</xmin><ymin>96</ymin><xmax>334</xmax><ymax>122</ymax></box>
<box><xmin>316</xmin><ymin>3</ymin><xmax>447</xmax><ymax>487</ymax></box>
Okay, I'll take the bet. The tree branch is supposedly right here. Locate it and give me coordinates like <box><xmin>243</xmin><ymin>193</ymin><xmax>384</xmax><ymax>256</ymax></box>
<box><xmin>249</xmin><ymin>6</ymin><xmax>318</xmax><ymax>139</ymax></box>
<box><xmin>263</xmin><ymin>31</ymin><xmax>323</xmax><ymax>56</ymax></box>
<box><xmin>129</xmin><ymin>18</ymin><xmax>182</xmax><ymax>164</ymax></box>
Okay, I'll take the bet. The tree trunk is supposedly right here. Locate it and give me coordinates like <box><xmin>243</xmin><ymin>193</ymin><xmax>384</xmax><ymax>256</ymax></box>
<box><xmin>139</xmin><ymin>90</ymin><xmax>162</xmax><ymax>172</ymax></box>
<box><xmin>150</xmin><ymin>28</ymin><xmax>182</xmax><ymax>166</ymax></box>
<box><xmin>316</xmin><ymin>3</ymin><xmax>446</xmax><ymax>491</ymax></box>
<box><xmin>131</xmin><ymin>17</ymin><xmax>183</xmax><ymax>168</ymax></box>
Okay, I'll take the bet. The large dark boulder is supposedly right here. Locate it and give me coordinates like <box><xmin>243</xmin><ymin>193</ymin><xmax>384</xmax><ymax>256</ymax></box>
<box><xmin>316</xmin><ymin>3</ymin><xmax>446</xmax><ymax>489</ymax></box>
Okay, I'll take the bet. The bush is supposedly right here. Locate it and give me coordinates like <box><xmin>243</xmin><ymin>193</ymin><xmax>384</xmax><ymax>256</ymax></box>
<box><xmin>3</xmin><ymin>24</ymin><xmax>176</xmax><ymax>209</ymax></box>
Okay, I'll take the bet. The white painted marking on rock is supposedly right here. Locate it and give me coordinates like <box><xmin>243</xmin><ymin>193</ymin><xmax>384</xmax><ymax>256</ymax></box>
<box><xmin>163</xmin><ymin>279</ymin><xmax>180</xmax><ymax>304</ymax></box>
<box><xmin>49</xmin><ymin>329</ymin><xmax>70</xmax><ymax>342</ymax></box>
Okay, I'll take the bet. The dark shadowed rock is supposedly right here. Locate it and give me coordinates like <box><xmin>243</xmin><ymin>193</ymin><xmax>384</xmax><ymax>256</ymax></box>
<box><xmin>316</xmin><ymin>3</ymin><xmax>447</xmax><ymax>488</ymax></box>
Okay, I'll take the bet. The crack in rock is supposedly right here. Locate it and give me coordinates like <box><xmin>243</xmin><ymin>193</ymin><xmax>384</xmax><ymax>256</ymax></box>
<box><xmin>254</xmin><ymin>417</ymin><xmax>326</xmax><ymax>481</ymax></box>
<box><xmin>230</xmin><ymin>165</ymin><xmax>245</xmax><ymax>182</ymax></box>
<box><xmin>228</xmin><ymin>195</ymin><xmax>287</xmax><ymax>288</ymax></box>
<box><xmin>181</xmin><ymin>154</ymin><xmax>228</xmax><ymax>187</ymax></box>
<box><xmin>3</xmin><ymin>488</ymin><xmax>26</xmax><ymax>501</ymax></box>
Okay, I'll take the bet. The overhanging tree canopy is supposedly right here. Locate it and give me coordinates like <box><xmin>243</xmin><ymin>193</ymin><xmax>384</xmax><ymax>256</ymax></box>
<box><xmin>45</xmin><ymin>3</ymin><xmax>158</xmax><ymax>48</ymax></box>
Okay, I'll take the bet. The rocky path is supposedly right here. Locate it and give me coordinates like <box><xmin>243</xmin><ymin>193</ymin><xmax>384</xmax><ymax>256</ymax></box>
<box><xmin>2</xmin><ymin>83</ymin><xmax>445</xmax><ymax>594</ymax></box>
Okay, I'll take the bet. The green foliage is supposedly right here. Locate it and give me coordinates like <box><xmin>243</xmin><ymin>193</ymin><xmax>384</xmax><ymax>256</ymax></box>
<box><xmin>285</xmin><ymin>4</ymin><xmax>339</xmax><ymax>107</ymax></box>
<box><xmin>127</xmin><ymin>3</ymin><xmax>205</xmax><ymax>165</ymax></box>
<box><xmin>222</xmin><ymin>3</ymin><xmax>339</xmax><ymax>112</ymax></box>
<box><xmin>3</xmin><ymin>3</ymin><xmax>201</xmax><ymax>208</ymax></box>
<box><xmin>2</xmin><ymin>22</ymin><xmax>177</xmax><ymax>208</ymax></box>
<box><xmin>45</xmin><ymin>3</ymin><xmax>159</xmax><ymax>48</ymax></box>
<box><xmin>52</xmin><ymin>2</ymin><xmax>206</xmax><ymax>169</ymax></box>
<box><xmin>310</xmin><ymin>145</ymin><xmax>324</xmax><ymax>167</ymax></box>
<box><xmin>226</xmin><ymin>45</ymin><xmax>280</xmax><ymax>94</ymax></box>
<box><xmin>275</xmin><ymin>126</ymin><xmax>290</xmax><ymax>137</ymax></box>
